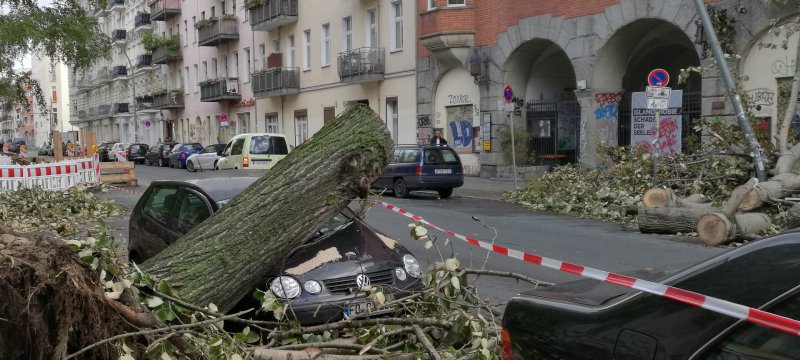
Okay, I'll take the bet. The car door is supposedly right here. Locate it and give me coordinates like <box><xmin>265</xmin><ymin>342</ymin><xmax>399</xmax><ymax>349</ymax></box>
<box><xmin>173</xmin><ymin>188</ymin><xmax>213</xmax><ymax>235</ymax></box>
<box><xmin>130</xmin><ymin>185</ymin><xmax>181</xmax><ymax>260</ymax></box>
<box><xmin>217</xmin><ymin>140</ymin><xmax>234</xmax><ymax>169</ymax></box>
<box><xmin>198</xmin><ymin>145</ymin><xmax>217</xmax><ymax>168</ymax></box>
<box><xmin>375</xmin><ymin>148</ymin><xmax>405</xmax><ymax>189</ymax></box>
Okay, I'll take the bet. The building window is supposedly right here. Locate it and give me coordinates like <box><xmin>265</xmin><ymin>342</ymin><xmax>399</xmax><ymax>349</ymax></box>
<box><xmin>193</xmin><ymin>64</ymin><xmax>199</xmax><ymax>92</ymax></box>
<box><xmin>272</xmin><ymin>37</ymin><xmax>280</xmax><ymax>53</ymax></box>
<box><xmin>288</xmin><ymin>35</ymin><xmax>295</xmax><ymax>67</ymax></box>
<box><xmin>51</xmin><ymin>86</ymin><xmax>57</xmax><ymax>103</ymax></box>
<box><xmin>210</xmin><ymin>6</ymin><xmax>215</xmax><ymax>17</ymax></box>
<box><xmin>447</xmin><ymin>0</ymin><xmax>465</xmax><ymax>5</ymax></box>
<box><xmin>366</xmin><ymin>8</ymin><xmax>378</xmax><ymax>48</ymax></box>
<box><xmin>428</xmin><ymin>0</ymin><xmax>436</xmax><ymax>10</ymax></box>
<box><xmin>233</xmin><ymin>51</ymin><xmax>239</xmax><ymax>77</ymax></box>
<box><xmin>49</xmin><ymin>64</ymin><xmax>56</xmax><ymax>81</ymax></box>
<box><xmin>294</xmin><ymin>112</ymin><xmax>308</xmax><ymax>145</ymax></box>
<box><xmin>192</xmin><ymin>16</ymin><xmax>197</xmax><ymax>43</ymax></box>
<box><xmin>244</xmin><ymin>48</ymin><xmax>251</xmax><ymax>82</ymax></box>
<box><xmin>390</xmin><ymin>1</ymin><xmax>403</xmax><ymax>51</ymax></box>
<box><xmin>258</xmin><ymin>43</ymin><xmax>266</xmax><ymax>71</ymax></box>
<box><xmin>183</xmin><ymin>20</ymin><xmax>188</xmax><ymax>46</ymax></box>
<box><xmin>321</xmin><ymin>23</ymin><xmax>331</xmax><ymax>67</ymax></box>
<box><xmin>52</xmin><ymin>107</ymin><xmax>58</xmax><ymax>127</ymax></box>
<box><xmin>185</xmin><ymin>66</ymin><xmax>190</xmax><ymax>94</ymax></box>
<box><xmin>222</xmin><ymin>56</ymin><xmax>228</xmax><ymax>78</ymax></box>
<box><xmin>386</xmin><ymin>98</ymin><xmax>399</xmax><ymax>143</ymax></box>
<box><xmin>221</xmin><ymin>1</ymin><xmax>226</xmax><ymax>14</ymax></box>
<box><xmin>265</xmin><ymin>113</ymin><xmax>279</xmax><ymax>133</ymax></box>
<box><xmin>343</xmin><ymin>17</ymin><xmax>352</xmax><ymax>51</ymax></box>
<box><xmin>303</xmin><ymin>30</ymin><xmax>311</xmax><ymax>70</ymax></box>
<box><xmin>202</xmin><ymin>61</ymin><xmax>208</xmax><ymax>81</ymax></box>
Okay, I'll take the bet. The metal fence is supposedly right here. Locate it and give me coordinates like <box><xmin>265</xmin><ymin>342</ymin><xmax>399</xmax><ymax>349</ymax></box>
<box><xmin>525</xmin><ymin>97</ymin><xmax>581</xmax><ymax>165</ymax></box>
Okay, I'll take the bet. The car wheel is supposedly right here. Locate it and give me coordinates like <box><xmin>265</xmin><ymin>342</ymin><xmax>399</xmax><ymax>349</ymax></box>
<box><xmin>213</xmin><ymin>160</ymin><xmax>219</xmax><ymax>170</ymax></box>
<box><xmin>158</xmin><ymin>158</ymin><xmax>165</xmax><ymax>167</ymax></box>
<box><xmin>437</xmin><ymin>188</ymin><xmax>453</xmax><ymax>199</ymax></box>
<box><xmin>393</xmin><ymin>178</ymin><xmax>409</xmax><ymax>198</ymax></box>
<box><xmin>186</xmin><ymin>160</ymin><xmax>195</xmax><ymax>172</ymax></box>
<box><xmin>144</xmin><ymin>158</ymin><xmax>151</xmax><ymax>166</ymax></box>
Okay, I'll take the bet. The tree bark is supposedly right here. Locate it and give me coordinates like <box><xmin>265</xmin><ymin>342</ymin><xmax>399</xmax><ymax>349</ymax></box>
<box><xmin>787</xmin><ymin>202</ymin><xmax>800</xmax><ymax>229</ymax></box>
<box><xmin>141</xmin><ymin>105</ymin><xmax>394</xmax><ymax>312</ymax></box>
<box><xmin>638</xmin><ymin>207</ymin><xmax>717</xmax><ymax>234</ymax></box>
<box><xmin>738</xmin><ymin>173</ymin><xmax>800</xmax><ymax>211</ymax></box>
<box><xmin>778</xmin><ymin>31</ymin><xmax>800</xmax><ymax>154</ymax></box>
<box><xmin>697</xmin><ymin>213</ymin><xmax>771</xmax><ymax>246</ymax></box>
<box><xmin>641</xmin><ymin>188</ymin><xmax>712</xmax><ymax>210</ymax></box>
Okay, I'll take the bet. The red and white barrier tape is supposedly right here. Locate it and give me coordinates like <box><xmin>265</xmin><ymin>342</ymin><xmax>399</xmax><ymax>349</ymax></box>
<box><xmin>373</xmin><ymin>200</ymin><xmax>800</xmax><ymax>337</ymax></box>
<box><xmin>105</xmin><ymin>184</ymin><xmax>142</xmax><ymax>196</ymax></box>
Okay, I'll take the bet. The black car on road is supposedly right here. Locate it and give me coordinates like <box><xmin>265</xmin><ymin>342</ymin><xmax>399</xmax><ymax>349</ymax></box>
<box><xmin>128</xmin><ymin>177</ymin><xmax>423</xmax><ymax>324</ymax></box>
<box><xmin>373</xmin><ymin>145</ymin><xmax>464</xmax><ymax>198</ymax></box>
<box><xmin>144</xmin><ymin>141</ymin><xmax>177</xmax><ymax>167</ymax></box>
<box><xmin>501</xmin><ymin>232</ymin><xmax>800</xmax><ymax>360</ymax></box>
<box><xmin>124</xmin><ymin>143</ymin><xmax>149</xmax><ymax>164</ymax></box>
<box><xmin>98</xmin><ymin>140</ymin><xmax>118</xmax><ymax>162</ymax></box>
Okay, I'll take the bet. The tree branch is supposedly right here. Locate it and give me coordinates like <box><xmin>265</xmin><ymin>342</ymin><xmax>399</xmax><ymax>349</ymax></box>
<box><xmin>274</xmin><ymin>341</ymin><xmax>388</xmax><ymax>354</ymax></box>
<box><xmin>273</xmin><ymin>318</ymin><xmax>452</xmax><ymax>340</ymax></box>
<box><xmin>462</xmin><ymin>269</ymin><xmax>554</xmax><ymax>287</ymax></box>
<box><xmin>358</xmin><ymin>326</ymin><xmax>415</xmax><ymax>355</ymax></box>
<box><xmin>413</xmin><ymin>325</ymin><xmax>441</xmax><ymax>360</ymax></box>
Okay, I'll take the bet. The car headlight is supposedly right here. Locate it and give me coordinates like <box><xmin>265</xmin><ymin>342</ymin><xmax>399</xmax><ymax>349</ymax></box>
<box><xmin>270</xmin><ymin>276</ymin><xmax>301</xmax><ymax>299</ymax></box>
<box><xmin>403</xmin><ymin>254</ymin><xmax>421</xmax><ymax>278</ymax></box>
<box><xmin>303</xmin><ymin>280</ymin><xmax>322</xmax><ymax>295</ymax></box>
<box><xmin>395</xmin><ymin>267</ymin><xmax>407</xmax><ymax>281</ymax></box>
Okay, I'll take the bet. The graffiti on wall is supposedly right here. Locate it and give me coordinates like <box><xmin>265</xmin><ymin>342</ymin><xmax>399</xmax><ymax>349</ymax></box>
<box><xmin>771</xmin><ymin>56</ymin><xmax>797</xmax><ymax>77</ymax></box>
<box><xmin>594</xmin><ymin>92</ymin><xmax>623</xmax><ymax>145</ymax></box>
<box><xmin>747</xmin><ymin>88</ymin><xmax>775</xmax><ymax>108</ymax></box>
<box><xmin>447</xmin><ymin>105</ymin><xmax>473</xmax><ymax>148</ymax></box>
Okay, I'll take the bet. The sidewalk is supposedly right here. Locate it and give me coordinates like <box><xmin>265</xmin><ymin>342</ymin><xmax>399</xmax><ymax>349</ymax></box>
<box><xmin>452</xmin><ymin>176</ymin><xmax>525</xmax><ymax>201</ymax></box>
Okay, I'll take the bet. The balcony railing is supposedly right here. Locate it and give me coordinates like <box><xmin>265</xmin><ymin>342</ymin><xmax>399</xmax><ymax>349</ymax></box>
<box><xmin>153</xmin><ymin>90</ymin><xmax>184</xmax><ymax>109</ymax></box>
<box><xmin>198</xmin><ymin>17</ymin><xmax>239</xmax><ymax>46</ymax></box>
<box><xmin>249</xmin><ymin>0</ymin><xmax>298</xmax><ymax>32</ymax></box>
<box><xmin>113</xmin><ymin>103</ymin><xmax>129</xmax><ymax>114</ymax></box>
<box><xmin>200</xmin><ymin>78</ymin><xmax>241</xmax><ymax>102</ymax></box>
<box><xmin>136</xmin><ymin>54</ymin><xmax>153</xmax><ymax>69</ymax></box>
<box><xmin>111</xmin><ymin>65</ymin><xmax>128</xmax><ymax>79</ymax></box>
<box><xmin>252</xmin><ymin>67</ymin><xmax>299</xmax><ymax>98</ymax></box>
<box><xmin>152</xmin><ymin>39</ymin><xmax>182</xmax><ymax>64</ymax></box>
<box><xmin>337</xmin><ymin>47</ymin><xmax>385</xmax><ymax>84</ymax></box>
<box><xmin>150</xmin><ymin>0</ymin><xmax>181</xmax><ymax>21</ymax></box>
<box><xmin>134</xmin><ymin>13</ymin><xmax>152</xmax><ymax>31</ymax></box>
<box><xmin>108</xmin><ymin>0</ymin><xmax>125</xmax><ymax>11</ymax></box>
<box><xmin>111</xmin><ymin>29</ymin><xmax>127</xmax><ymax>43</ymax></box>
<box><xmin>136</xmin><ymin>95</ymin><xmax>154</xmax><ymax>111</ymax></box>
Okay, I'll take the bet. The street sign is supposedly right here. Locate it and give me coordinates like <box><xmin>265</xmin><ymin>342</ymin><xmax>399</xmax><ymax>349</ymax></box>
<box><xmin>219</xmin><ymin>113</ymin><xmax>228</xmax><ymax>122</ymax></box>
<box><xmin>646</xmin><ymin>86</ymin><xmax>671</xmax><ymax>99</ymax></box>
<box><xmin>503</xmin><ymin>84</ymin><xmax>514</xmax><ymax>103</ymax></box>
<box><xmin>647</xmin><ymin>98</ymin><xmax>669</xmax><ymax>110</ymax></box>
<box><xmin>647</xmin><ymin>69</ymin><xmax>670</xmax><ymax>87</ymax></box>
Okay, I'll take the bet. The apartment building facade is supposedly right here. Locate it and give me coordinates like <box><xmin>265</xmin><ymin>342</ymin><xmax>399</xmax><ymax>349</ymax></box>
<box><xmin>30</xmin><ymin>57</ymin><xmax>73</xmax><ymax>147</ymax></box>
<box><xmin>247</xmin><ymin>0</ymin><xmax>417</xmax><ymax>147</ymax></box>
<box><xmin>416</xmin><ymin>0</ymin><xmax>797</xmax><ymax>177</ymax></box>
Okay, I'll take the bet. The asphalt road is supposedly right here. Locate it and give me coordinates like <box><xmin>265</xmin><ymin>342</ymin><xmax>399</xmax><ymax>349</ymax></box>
<box><xmin>100</xmin><ymin>163</ymin><xmax>728</xmax><ymax>304</ymax></box>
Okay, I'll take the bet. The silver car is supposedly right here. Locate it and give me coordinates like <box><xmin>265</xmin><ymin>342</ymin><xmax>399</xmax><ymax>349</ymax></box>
<box><xmin>185</xmin><ymin>144</ymin><xmax>226</xmax><ymax>172</ymax></box>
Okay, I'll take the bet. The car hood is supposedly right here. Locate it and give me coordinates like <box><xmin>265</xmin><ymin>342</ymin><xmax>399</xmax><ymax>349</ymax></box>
<box><xmin>280</xmin><ymin>220</ymin><xmax>407</xmax><ymax>281</ymax></box>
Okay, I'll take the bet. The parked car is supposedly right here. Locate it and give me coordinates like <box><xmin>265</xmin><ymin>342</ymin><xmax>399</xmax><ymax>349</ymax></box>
<box><xmin>501</xmin><ymin>232</ymin><xmax>800</xmax><ymax>360</ymax></box>
<box><xmin>38</xmin><ymin>143</ymin><xmax>54</xmax><ymax>156</ymax></box>
<box><xmin>372</xmin><ymin>145</ymin><xmax>464</xmax><ymax>198</ymax></box>
<box><xmin>107</xmin><ymin>142</ymin><xmax>128</xmax><ymax>161</ymax></box>
<box><xmin>98</xmin><ymin>140</ymin><xmax>118</xmax><ymax>162</ymax></box>
<box><xmin>185</xmin><ymin>144</ymin><xmax>226</xmax><ymax>172</ymax></box>
<box><xmin>124</xmin><ymin>143</ymin><xmax>149</xmax><ymax>164</ymax></box>
<box><xmin>144</xmin><ymin>141</ymin><xmax>177</xmax><ymax>167</ymax></box>
<box><xmin>216</xmin><ymin>133</ymin><xmax>289</xmax><ymax>170</ymax></box>
<box><xmin>168</xmin><ymin>142</ymin><xmax>204</xmax><ymax>169</ymax></box>
<box><xmin>128</xmin><ymin>178</ymin><xmax>423</xmax><ymax>324</ymax></box>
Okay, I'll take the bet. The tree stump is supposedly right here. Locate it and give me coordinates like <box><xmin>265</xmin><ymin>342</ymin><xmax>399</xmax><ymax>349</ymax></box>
<box><xmin>697</xmin><ymin>213</ymin><xmax>771</xmax><ymax>246</ymax></box>
<box><xmin>641</xmin><ymin>187</ymin><xmax>712</xmax><ymax>210</ymax></box>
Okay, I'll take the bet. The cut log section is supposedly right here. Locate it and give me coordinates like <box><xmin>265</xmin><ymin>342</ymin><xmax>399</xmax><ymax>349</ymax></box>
<box><xmin>697</xmin><ymin>213</ymin><xmax>772</xmax><ymax>246</ymax></box>
<box><xmin>738</xmin><ymin>173</ymin><xmax>800</xmax><ymax>211</ymax></box>
<box><xmin>787</xmin><ymin>202</ymin><xmax>800</xmax><ymax>229</ymax></box>
<box><xmin>638</xmin><ymin>207</ymin><xmax>718</xmax><ymax>234</ymax></box>
<box><xmin>641</xmin><ymin>187</ymin><xmax>712</xmax><ymax>210</ymax></box>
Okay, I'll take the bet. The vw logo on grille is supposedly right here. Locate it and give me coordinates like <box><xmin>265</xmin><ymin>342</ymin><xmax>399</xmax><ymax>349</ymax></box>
<box><xmin>355</xmin><ymin>274</ymin><xmax>371</xmax><ymax>288</ymax></box>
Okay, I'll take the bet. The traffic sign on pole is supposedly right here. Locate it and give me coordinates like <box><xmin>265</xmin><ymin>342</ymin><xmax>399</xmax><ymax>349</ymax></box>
<box><xmin>648</xmin><ymin>69</ymin><xmax>670</xmax><ymax>87</ymax></box>
<box><xmin>503</xmin><ymin>84</ymin><xmax>514</xmax><ymax>103</ymax></box>
<box><xmin>646</xmin><ymin>86</ymin><xmax>671</xmax><ymax>99</ymax></box>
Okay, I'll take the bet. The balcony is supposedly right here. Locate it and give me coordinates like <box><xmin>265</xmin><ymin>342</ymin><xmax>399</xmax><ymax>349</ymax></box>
<box><xmin>252</xmin><ymin>67</ymin><xmax>299</xmax><ymax>98</ymax></box>
<box><xmin>136</xmin><ymin>54</ymin><xmax>153</xmax><ymax>71</ymax></box>
<box><xmin>111</xmin><ymin>65</ymin><xmax>128</xmax><ymax>79</ymax></box>
<box><xmin>248</xmin><ymin>0</ymin><xmax>298</xmax><ymax>32</ymax></box>
<box><xmin>111</xmin><ymin>29</ymin><xmax>127</xmax><ymax>44</ymax></box>
<box><xmin>108</xmin><ymin>0</ymin><xmax>125</xmax><ymax>12</ymax></box>
<box><xmin>197</xmin><ymin>17</ymin><xmax>239</xmax><ymax>47</ymax></box>
<box><xmin>152</xmin><ymin>38</ymin><xmax>182</xmax><ymax>64</ymax></box>
<box><xmin>337</xmin><ymin>47</ymin><xmax>385</xmax><ymax>84</ymax></box>
<box><xmin>135</xmin><ymin>95</ymin><xmax>155</xmax><ymax>111</ymax></box>
<box><xmin>419</xmin><ymin>7</ymin><xmax>475</xmax><ymax>65</ymax></box>
<box><xmin>113</xmin><ymin>103</ymin><xmax>130</xmax><ymax>115</ymax></box>
<box><xmin>153</xmin><ymin>90</ymin><xmax>184</xmax><ymax>109</ymax></box>
<box><xmin>134</xmin><ymin>13</ymin><xmax>152</xmax><ymax>33</ymax></box>
<box><xmin>200</xmin><ymin>78</ymin><xmax>241</xmax><ymax>102</ymax></box>
<box><xmin>150</xmin><ymin>0</ymin><xmax>181</xmax><ymax>21</ymax></box>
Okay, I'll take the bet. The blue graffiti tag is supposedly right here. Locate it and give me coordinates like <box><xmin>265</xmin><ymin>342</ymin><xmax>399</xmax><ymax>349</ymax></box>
<box><xmin>595</xmin><ymin>104</ymin><xmax>618</xmax><ymax>121</ymax></box>
<box><xmin>449</xmin><ymin>120</ymin><xmax>473</xmax><ymax>147</ymax></box>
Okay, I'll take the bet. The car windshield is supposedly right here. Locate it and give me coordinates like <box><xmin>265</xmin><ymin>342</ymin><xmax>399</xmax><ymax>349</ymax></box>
<box><xmin>249</xmin><ymin>135</ymin><xmax>289</xmax><ymax>155</ymax></box>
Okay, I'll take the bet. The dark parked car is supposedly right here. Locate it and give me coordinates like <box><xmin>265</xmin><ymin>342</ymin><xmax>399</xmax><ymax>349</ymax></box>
<box><xmin>38</xmin><ymin>143</ymin><xmax>54</xmax><ymax>156</ymax></box>
<box><xmin>124</xmin><ymin>143</ymin><xmax>149</xmax><ymax>164</ymax></box>
<box><xmin>373</xmin><ymin>145</ymin><xmax>464</xmax><ymax>198</ymax></box>
<box><xmin>128</xmin><ymin>178</ymin><xmax>422</xmax><ymax>324</ymax></box>
<box><xmin>501</xmin><ymin>232</ymin><xmax>800</xmax><ymax>360</ymax></box>
<box><xmin>168</xmin><ymin>142</ymin><xmax>204</xmax><ymax>169</ymax></box>
<box><xmin>98</xmin><ymin>140</ymin><xmax>118</xmax><ymax>162</ymax></box>
<box><xmin>144</xmin><ymin>141</ymin><xmax>177</xmax><ymax>167</ymax></box>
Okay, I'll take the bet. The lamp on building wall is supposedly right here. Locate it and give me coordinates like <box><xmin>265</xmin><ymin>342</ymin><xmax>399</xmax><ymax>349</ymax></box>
<box><xmin>469</xmin><ymin>49</ymin><xmax>490</xmax><ymax>92</ymax></box>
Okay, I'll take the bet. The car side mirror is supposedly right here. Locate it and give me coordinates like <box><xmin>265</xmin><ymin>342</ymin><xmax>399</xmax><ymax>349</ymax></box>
<box><xmin>217</xmin><ymin>150</ymin><xmax>224</xmax><ymax>156</ymax></box>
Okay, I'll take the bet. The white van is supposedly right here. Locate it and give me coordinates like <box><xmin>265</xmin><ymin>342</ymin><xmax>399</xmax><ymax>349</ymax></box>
<box><xmin>216</xmin><ymin>133</ymin><xmax>289</xmax><ymax>170</ymax></box>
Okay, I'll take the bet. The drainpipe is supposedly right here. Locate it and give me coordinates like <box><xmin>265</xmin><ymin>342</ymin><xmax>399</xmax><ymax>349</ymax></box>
<box><xmin>692</xmin><ymin>0</ymin><xmax>767</xmax><ymax>181</ymax></box>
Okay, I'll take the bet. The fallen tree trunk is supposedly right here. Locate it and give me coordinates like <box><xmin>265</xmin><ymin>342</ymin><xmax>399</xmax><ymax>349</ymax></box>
<box><xmin>697</xmin><ymin>212</ymin><xmax>771</xmax><ymax>246</ymax></box>
<box><xmin>786</xmin><ymin>202</ymin><xmax>800</xmax><ymax>229</ymax></box>
<box><xmin>641</xmin><ymin>188</ymin><xmax>712</xmax><ymax>210</ymax></box>
<box><xmin>738</xmin><ymin>173</ymin><xmax>800</xmax><ymax>211</ymax></box>
<box><xmin>141</xmin><ymin>105</ymin><xmax>394</xmax><ymax>312</ymax></box>
<box><xmin>638</xmin><ymin>207</ymin><xmax>717</xmax><ymax>234</ymax></box>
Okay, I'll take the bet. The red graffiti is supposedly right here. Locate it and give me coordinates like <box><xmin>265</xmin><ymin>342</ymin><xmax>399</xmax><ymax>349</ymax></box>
<box><xmin>658</xmin><ymin>118</ymin><xmax>679</xmax><ymax>138</ymax></box>
<box><xmin>595</xmin><ymin>92</ymin><xmax>623</xmax><ymax>106</ymax></box>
